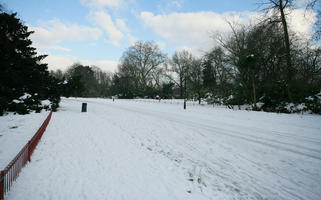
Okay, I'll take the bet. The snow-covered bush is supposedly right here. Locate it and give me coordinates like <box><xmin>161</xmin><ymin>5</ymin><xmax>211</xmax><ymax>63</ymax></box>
<box><xmin>304</xmin><ymin>91</ymin><xmax>321</xmax><ymax>114</ymax></box>
<box><xmin>8</xmin><ymin>93</ymin><xmax>42</xmax><ymax>114</ymax></box>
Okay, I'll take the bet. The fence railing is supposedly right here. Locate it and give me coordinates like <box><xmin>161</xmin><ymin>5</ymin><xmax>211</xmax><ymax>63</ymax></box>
<box><xmin>0</xmin><ymin>111</ymin><xmax>52</xmax><ymax>200</ymax></box>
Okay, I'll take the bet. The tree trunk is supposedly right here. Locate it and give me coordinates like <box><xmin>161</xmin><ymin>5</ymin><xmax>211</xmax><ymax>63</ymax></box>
<box><xmin>252</xmin><ymin>75</ymin><xmax>257</xmax><ymax>110</ymax></box>
<box><xmin>180</xmin><ymin>77</ymin><xmax>183</xmax><ymax>98</ymax></box>
<box><xmin>279</xmin><ymin>0</ymin><xmax>293</xmax><ymax>102</ymax></box>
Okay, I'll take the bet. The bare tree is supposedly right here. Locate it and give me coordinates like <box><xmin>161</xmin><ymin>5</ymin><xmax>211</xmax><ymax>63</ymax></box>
<box><xmin>263</xmin><ymin>0</ymin><xmax>294</xmax><ymax>102</ymax></box>
<box><xmin>189</xmin><ymin>58</ymin><xmax>203</xmax><ymax>104</ymax></box>
<box><xmin>168</xmin><ymin>50</ymin><xmax>193</xmax><ymax>98</ymax></box>
<box><xmin>119</xmin><ymin>41</ymin><xmax>166</xmax><ymax>96</ymax></box>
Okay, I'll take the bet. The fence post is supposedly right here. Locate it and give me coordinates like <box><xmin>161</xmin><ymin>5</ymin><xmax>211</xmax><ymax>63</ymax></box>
<box><xmin>0</xmin><ymin>170</ymin><xmax>4</xmax><ymax>200</ymax></box>
<box><xmin>27</xmin><ymin>140</ymin><xmax>31</xmax><ymax>162</ymax></box>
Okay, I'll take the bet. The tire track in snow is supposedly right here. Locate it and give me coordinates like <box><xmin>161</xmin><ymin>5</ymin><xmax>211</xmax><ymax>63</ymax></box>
<box><xmin>67</xmin><ymin>98</ymin><xmax>321</xmax><ymax>200</ymax></box>
<box><xmin>96</xmin><ymin>100</ymin><xmax>321</xmax><ymax>161</ymax></box>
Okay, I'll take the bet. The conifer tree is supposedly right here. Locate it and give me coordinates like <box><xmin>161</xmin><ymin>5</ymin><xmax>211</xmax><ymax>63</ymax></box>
<box><xmin>0</xmin><ymin>7</ymin><xmax>60</xmax><ymax>115</ymax></box>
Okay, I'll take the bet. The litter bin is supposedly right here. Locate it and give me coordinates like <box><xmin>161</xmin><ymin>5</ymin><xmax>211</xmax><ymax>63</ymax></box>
<box><xmin>81</xmin><ymin>103</ymin><xmax>87</xmax><ymax>112</ymax></box>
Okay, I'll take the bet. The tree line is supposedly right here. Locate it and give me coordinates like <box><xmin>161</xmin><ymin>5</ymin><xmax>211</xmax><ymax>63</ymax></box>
<box><xmin>50</xmin><ymin>64</ymin><xmax>113</xmax><ymax>98</ymax></box>
<box><xmin>52</xmin><ymin>1</ymin><xmax>321</xmax><ymax>113</ymax></box>
<box><xmin>1</xmin><ymin>0</ymin><xmax>320</xmax><ymax>115</ymax></box>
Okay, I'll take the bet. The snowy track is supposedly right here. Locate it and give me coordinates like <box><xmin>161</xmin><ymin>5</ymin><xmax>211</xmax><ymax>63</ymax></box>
<box><xmin>6</xmin><ymin>98</ymin><xmax>321</xmax><ymax>200</ymax></box>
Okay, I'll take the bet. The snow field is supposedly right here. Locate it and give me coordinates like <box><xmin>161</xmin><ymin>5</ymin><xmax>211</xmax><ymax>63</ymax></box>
<box><xmin>0</xmin><ymin>111</ymin><xmax>49</xmax><ymax>169</ymax></box>
<box><xmin>3</xmin><ymin>97</ymin><xmax>321</xmax><ymax>199</ymax></box>
<box><xmin>5</xmin><ymin>99</ymin><xmax>207</xmax><ymax>200</ymax></box>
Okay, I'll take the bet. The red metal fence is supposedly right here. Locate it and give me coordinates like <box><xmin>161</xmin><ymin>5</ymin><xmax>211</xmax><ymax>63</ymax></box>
<box><xmin>0</xmin><ymin>111</ymin><xmax>52</xmax><ymax>200</ymax></box>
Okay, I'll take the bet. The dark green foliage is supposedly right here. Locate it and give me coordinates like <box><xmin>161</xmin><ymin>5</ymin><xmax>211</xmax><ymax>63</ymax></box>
<box><xmin>110</xmin><ymin>73</ymin><xmax>135</xmax><ymax>98</ymax></box>
<box><xmin>161</xmin><ymin>82</ymin><xmax>174</xmax><ymax>99</ymax></box>
<box><xmin>65</xmin><ymin>64</ymin><xmax>91</xmax><ymax>97</ymax></box>
<box><xmin>0</xmin><ymin>9</ymin><xmax>60</xmax><ymax>115</ymax></box>
<box><xmin>305</xmin><ymin>94</ymin><xmax>321</xmax><ymax>114</ymax></box>
<box><xmin>58</xmin><ymin>63</ymin><xmax>113</xmax><ymax>98</ymax></box>
<box><xmin>202</xmin><ymin>55</ymin><xmax>216</xmax><ymax>94</ymax></box>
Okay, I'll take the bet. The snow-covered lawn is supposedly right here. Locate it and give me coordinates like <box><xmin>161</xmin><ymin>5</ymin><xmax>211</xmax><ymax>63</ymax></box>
<box><xmin>0</xmin><ymin>111</ymin><xmax>49</xmax><ymax>169</ymax></box>
<box><xmin>2</xmin><ymin>98</ymin><xmax>321</xmax><ymax>200</ymax></box>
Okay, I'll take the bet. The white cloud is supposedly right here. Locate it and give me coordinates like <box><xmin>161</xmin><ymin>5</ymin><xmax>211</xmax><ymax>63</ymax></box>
<box><xmin>127</xmin><ymin>34</ymin><xmax>138</xmax><ymax>45</ymax></box>
<box><xmin>80</xmin><ymin>0</ymin><xmax>125</xmax><ymax>9</ymax></box>
<box><xmin>176</xmin><ymin>45</ymin><xmax>205</xmax><ymax>57</ymax></box>
<box><xmin>30</xmin><ymin>19</ymin><xmax>102</xmax><ymax>52</ymax></box>
<box><xmin>115</xmin><ymin>19</ymin><xmax>137</xmax><ymax>45</ymax></box>
<box><xmin>156</xmin><ymin>41</ymin><xmax>166</xmax><ymax>50</ymax></box>
<box><xmin>294</xmin><ymin>0</ymin><xmax>311</xmax><ymax>8</ymax></box>
<box><xmin>287</xmin><ymin>9</ymin><xmax>317</xmax><ymax>38</ymax></box>
<box><xmin>82</xmin><ymin>0</ymin><xmax>134</xmax><ymax>46</ymax></box>
<box><xmin>140</xmin><ymin>10</ymin><xmax>317</xmax><ymax>55</ymax></box>
<box><xmin>140</xmin><ymin>11</ymin><xmax>256</xmax><ymax>55</ymax></box>
<box><xmin>44</xmin><ymin>54</ymin><xmax>118</xmax><ymax>72</ymax></box>
<box><xmin>90</xmin><ymin>11</ymin><xmax>124</xmax><ymax>45</ymax></box>
<box><xmin>43</xmin><ymin>54</ymin><xmax>77</xmax><ymax>71</ymax></box>
<box><xmin>116</xmin><ymin>18</ymin><xmax>129</xmax><ymax>33</ymax></box>
<box><xmin>82</xmin><ymin>60</ymin><xmax>119</xmax><ymax>72</ymax></box>
<box><xmin>156</xmin><ymin>0</ymin><xmax>185</xmax><ymax>13</ymax></box>
<box><xmin>47</xmin><ymin>46</ymin><xmax>72</xmax><ymax>52</ymax></box>
<box><xmin>171</xmin><ymin>0</ymin><xmax>183</xmax><ymax>9</ymax></box>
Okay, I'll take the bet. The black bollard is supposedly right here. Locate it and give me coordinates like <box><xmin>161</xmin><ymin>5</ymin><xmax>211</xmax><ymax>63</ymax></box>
<box><xmin>81</xmin><ymin>103</ymin><xmax>87</xmax><ymax>112</ymax></box>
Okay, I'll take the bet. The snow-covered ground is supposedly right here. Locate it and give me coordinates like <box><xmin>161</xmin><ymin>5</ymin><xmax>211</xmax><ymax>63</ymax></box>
<box><xmin>0</xmin><ymin>111</ymin><xmax>49</xmax><ymax>169</ymax></box>
<box><xmin>2</xmin><ymin>98</ymin><xmax>321</xmax><ymax>200</ymax></box>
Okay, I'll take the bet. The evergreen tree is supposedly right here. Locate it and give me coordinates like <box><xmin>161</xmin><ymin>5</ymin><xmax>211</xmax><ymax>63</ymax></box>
<box><xmin>0</xmin><ymin>8</ymin><xmax>60</xmax><ymax>115</ymax></box>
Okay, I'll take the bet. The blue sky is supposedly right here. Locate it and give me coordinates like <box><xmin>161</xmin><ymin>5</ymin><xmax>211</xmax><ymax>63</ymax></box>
<box><xmin>1</xmin><ymin>0</ymin><xmax>316</xmax><ymax>72</ymax></box>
